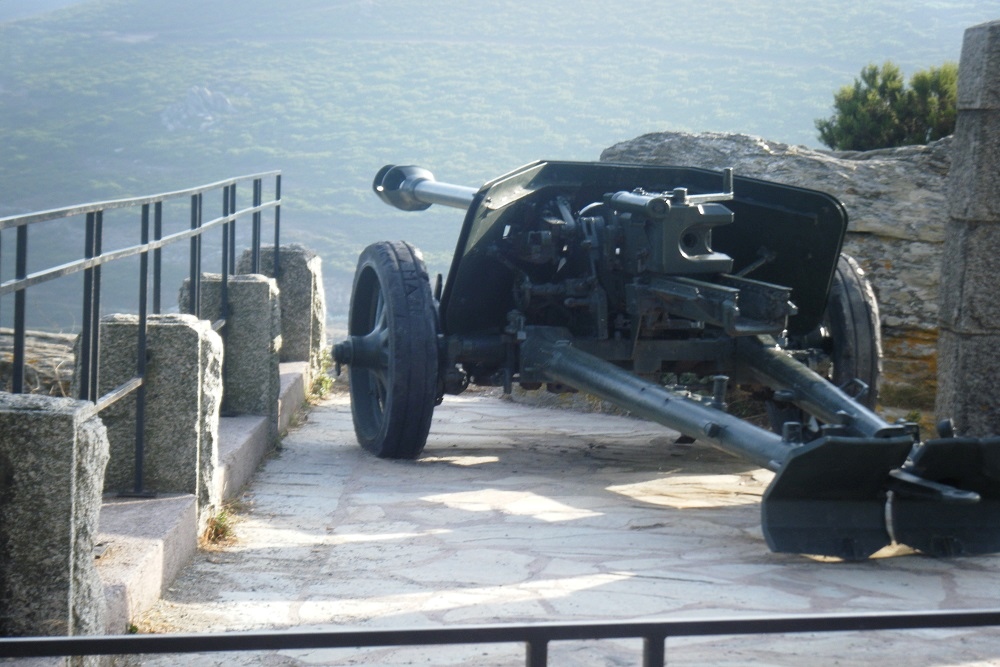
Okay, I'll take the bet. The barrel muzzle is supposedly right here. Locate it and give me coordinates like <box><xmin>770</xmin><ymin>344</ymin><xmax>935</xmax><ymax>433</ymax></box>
<box><xmin>373</xmin><ymin>164</ymin><xmax>479</xmax><ymax>212</ymax></box>
<box><xmin>373</xmin><ymin>165</ymin><xmax>436</xmax><ymax>211</ymax></box>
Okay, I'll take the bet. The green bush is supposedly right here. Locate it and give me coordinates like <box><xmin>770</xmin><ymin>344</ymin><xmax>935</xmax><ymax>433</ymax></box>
<box><xmin>815</xmin><ymin>61</ymin><xmax>958</xmax><ymax>150</ymax></box>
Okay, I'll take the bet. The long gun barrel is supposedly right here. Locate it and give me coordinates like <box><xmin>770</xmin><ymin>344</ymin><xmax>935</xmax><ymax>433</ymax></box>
<box><xmin>373</xmin><ymin>164</ymin><xmax>478</xmax><ymax>212</ymax></box>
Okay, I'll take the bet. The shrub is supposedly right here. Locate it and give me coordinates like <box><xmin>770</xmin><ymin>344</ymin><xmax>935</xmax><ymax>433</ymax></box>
<box><xmin>815</xmin><ymin>61</ymin><xmax>958</xmax><ymax>150</ymax></box>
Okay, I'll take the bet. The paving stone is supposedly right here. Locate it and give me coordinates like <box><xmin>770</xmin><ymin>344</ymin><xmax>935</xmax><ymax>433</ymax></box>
<box><xmin>137</xmin><ymin>391</ymin><xmax>1000</xmax><ymax>666</ymax></box>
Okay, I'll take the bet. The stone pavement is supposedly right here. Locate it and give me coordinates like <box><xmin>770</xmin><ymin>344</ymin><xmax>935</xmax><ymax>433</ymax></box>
<box><xmin>137</xmin><ymin>388</ymin><xmax>1000</xmax><ymax>666</ymax></box>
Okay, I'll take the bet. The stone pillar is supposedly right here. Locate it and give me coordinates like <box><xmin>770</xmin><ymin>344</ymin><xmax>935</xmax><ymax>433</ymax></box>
<box><xmin>96</xmin><ymin>315</ymin><xmax>223</xmax><ymax>515</ymax></box>
<box><xmin>937</xmin><ymin>20</ymin><xmax>1000</xmax><ymax>436</ymax></box>
<box><xmin>183</xmin><ymin>274</ymin><xmax>282</xmax><ymax>441</ymax></box>
<box><xmin>0</xmin><ymin>394</ymin><xmax>109</xmax><ymax>643</ymax></box>
<box><xmin>238</xmin><ymin>244</ymin><xmax>328</xmax><ymax>383</ymax></box>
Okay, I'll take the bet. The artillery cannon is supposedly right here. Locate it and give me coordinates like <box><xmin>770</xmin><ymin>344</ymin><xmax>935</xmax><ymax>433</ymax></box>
<box><xmin>334</xmin><ymin>160</ymin><xmax>1000</xmax><ymax>560</ymax></box>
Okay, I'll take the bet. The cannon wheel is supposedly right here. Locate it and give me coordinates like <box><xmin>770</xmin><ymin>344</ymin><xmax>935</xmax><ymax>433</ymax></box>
<box><xmin>824</xmin><ymin>253</ymin><xmax>881</xmax><ymax>403</ymax></box>
<box><xmin>769</xmin><ymin>253</ymin><xmax>881</xmax><ymax>431</ymax></box>
<box><xmin>347</xmin><ymin>241</ymin><xmax>438</xmax><ymax>458</ymax></box>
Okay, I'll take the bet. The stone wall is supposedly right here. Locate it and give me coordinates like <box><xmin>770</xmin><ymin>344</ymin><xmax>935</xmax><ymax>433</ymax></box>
<box><xmin>937</xmin><ymin>19</ymin><xmax>1000</xmax><ymax>436</ymax></box>
<box><xmin>600</xmin><ymin>132</ymin><xmax>951</xmax><ymax>408</ymax></box>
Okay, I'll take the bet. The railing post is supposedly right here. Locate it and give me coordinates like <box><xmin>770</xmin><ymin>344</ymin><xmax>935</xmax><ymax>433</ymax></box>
<box><xmin>132</xmin><ymin>203</ymin><xmax>152</xmax><ymax>496</ymax></box>
<box><xmin>79</xmin><ymin>212</ymin><xmax>93</xmax><ymax>400</ymax></box>
<box><xmin>221</xmin><ymin>186</ymin><xmax>231</xmax><ymax>322</ymax></box>
<box><xmin>79</xmin><ymin>210</ymin><xmax>103</xmax><ymax>402</ymax></box>
<box><xmin>643</xmin><ymin>634</ymin><xmax>666</xmax><ymax>667</ymax></box>
<box><xmin>220</xmin><ymin>185</ymin><xmax>232</xmax><ymax>402</ymax></box>
<box><xmin>252</xmin><ymin>177</ymin><xmax>262</xmax><ymax>274</ymax></box>
<box><xmin>525</xmin><ymin>639</ymin><xmax>547</xmax><ymax>667</ymax></box>
<box><xmin>153</xmin><ymin>200</ymin><xmax>163</xmax><ymax>314</ymax></box>
<box><xmin>12</xmin><ymin>224</ymin><xmax>27</xmax><ymax>393</ymax></box>
<box><xmin>188</xmin><ymin>194</ymin><xmax>202</xmax><ymax>318</ymax></box>
<box><xmin>221</xmin><ymin>185</ymin><xmax>231</xmax><ymax>279</ymax></box>
<box><xmin>92</xmin><ymin>211</ymin><xmax>103</xmax><ymax>401</ymax></box>
<box><xmin>228</xmin><ymin>184</ymin><xmax>237</xmax><ymax>273</ymax></box>
<box><xmin>273</xmin><ymin>174</ymin><xmax>281</xmax><ymax>277</ymax></box>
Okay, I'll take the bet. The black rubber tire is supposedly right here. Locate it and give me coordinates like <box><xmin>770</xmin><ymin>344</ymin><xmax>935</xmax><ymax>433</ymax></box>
<box><xmin>347</xmin><ymin>241</ymin><xmax>438</xmax><ymax>458</ymax></box>
<box><xmin>825</xmin><ymin>253</ymin><xmax>881</xmax><ymax>407</ymax></box>
<box><xmin>768</xmin><ymin>253</ymin><xmax>881</xmax><ymax>432</ymax></box>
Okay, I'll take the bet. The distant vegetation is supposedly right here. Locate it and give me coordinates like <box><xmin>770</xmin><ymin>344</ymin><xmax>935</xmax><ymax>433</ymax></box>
<box><xmin>0</xmin><ymin>0</ymin><xmax>994</xmax><ymax>329</ymax></box>
<box><xmin>815</xmin><ymin>61</ymin><xmax>958</xmax><ymax>150</ymax></box>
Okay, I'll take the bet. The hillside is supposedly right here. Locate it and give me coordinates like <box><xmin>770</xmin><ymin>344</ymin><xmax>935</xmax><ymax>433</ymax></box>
<box><xmin>1</xmin><ymin>0</ymin><xmax>995</xmax><ymax>327</ymax></box>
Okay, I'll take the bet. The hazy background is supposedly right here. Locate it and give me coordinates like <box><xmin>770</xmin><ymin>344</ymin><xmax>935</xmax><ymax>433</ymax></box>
<box><xmin>1</xmin><ymin>0</ymin><xmax>996</xmax><ymax>332</ymax></box>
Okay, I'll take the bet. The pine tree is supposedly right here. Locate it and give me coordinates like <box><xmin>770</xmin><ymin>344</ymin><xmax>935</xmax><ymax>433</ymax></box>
<box><xmin>901</xmin><ymin>63</ymin><xmax>958</xmax><ymax>144</ymax></box>
<box><xmin>815</xmin><ymin>61</ymin><xmax>957</xmax><ymax>150</ymax></box>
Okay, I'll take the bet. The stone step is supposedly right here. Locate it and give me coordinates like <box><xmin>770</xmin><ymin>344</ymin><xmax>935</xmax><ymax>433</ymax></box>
<box><xmin>94</xmin><ymin>362</ymin><xmax>310</xmax><ymax>634</ymax></box>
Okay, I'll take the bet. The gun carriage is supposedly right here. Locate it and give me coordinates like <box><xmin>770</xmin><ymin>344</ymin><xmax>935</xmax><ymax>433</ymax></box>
<box><xmin>334</xmin><ymin>160</ymin><xmax>1000</xmax><ymax>560</ymax></box>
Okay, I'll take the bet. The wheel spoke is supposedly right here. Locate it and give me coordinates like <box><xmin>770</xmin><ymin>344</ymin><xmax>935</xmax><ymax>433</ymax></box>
<box><xmin>368</xmin><ymin>370</ymin><xmax>387</xmax><ymax>416</ymax></box>
<box><xmin>371</xmin><ymin>284</ymin><xmax>390</xmax><ymax>370</ymax></box>
<box><xmin>369</xmin><ymin>286</ymin><xmax>389</xmax><ymax>419</ymax></box>
<box><xmin>372</xmin><ymin>280</ymin><xmax>390</xmax><ymax>365</ymax></box>
<box><xmin>373</xmin><ymin>288</ymin><xmax>386</xmax><ymax>333</ymax></box>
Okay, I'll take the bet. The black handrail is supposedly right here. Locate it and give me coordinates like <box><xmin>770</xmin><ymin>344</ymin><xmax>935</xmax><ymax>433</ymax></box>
<box><xmin>0</xmin><ymin>609</ymin><xmax>997</xmax><ymax>665</ymax></box>
<box><xmin>0</xmin><ymin>171</ymin><xmax>281</xmax><ymax>495</ymax></box>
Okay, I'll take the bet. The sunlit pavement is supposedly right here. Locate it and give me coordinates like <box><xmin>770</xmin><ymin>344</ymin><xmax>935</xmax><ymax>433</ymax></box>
<box><xmin>138</xmin><ymin>388</ymin><xmax>1000</xmax><ymax>666</ymax></box>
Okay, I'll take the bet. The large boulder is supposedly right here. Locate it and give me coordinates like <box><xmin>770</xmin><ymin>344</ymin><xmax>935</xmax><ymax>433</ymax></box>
<box><xmin>601</xmin><ymin>131</ymin><xmax>952</xmax><ymax>407</ymax></box>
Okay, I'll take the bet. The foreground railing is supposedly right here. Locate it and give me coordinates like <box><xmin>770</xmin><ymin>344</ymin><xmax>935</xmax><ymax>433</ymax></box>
<box><xmin>0</xmin><ymin>171</ymin><xmax>280</xmax><ymax>494</ymax></box>
<box><xmin>1</xmin><ymin>609</ymin><xmax>998</xmax><ymax>665</ymax></box>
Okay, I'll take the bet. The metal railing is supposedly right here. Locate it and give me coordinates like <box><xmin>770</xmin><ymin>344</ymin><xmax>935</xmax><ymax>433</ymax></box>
<box><xmin>0</xmin><ymin>171</ymin><xmax>280</xmax><ymax>494</ymax></box>
<box><xmin>0</xmin><ymin>609</ymin><xmax>998</xmax><ymax>665</ymax></box>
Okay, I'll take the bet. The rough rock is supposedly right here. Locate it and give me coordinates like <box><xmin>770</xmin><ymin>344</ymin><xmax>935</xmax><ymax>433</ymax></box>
<box><xmin>0</xmin><ymin>328</ymin><xmax>75</xmax><ymax>396</ymax></box>
<box><xmin>600</xmin><ymin>131</ymin><xmax>951</xmax><ymax>407</ymax></box>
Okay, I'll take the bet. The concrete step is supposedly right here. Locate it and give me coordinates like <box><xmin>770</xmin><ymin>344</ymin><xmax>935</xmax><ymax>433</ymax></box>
<box><xmin>94</xmin><ymin>362</ymin><xmax>310</xmax><ymax>634</ymax></box>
